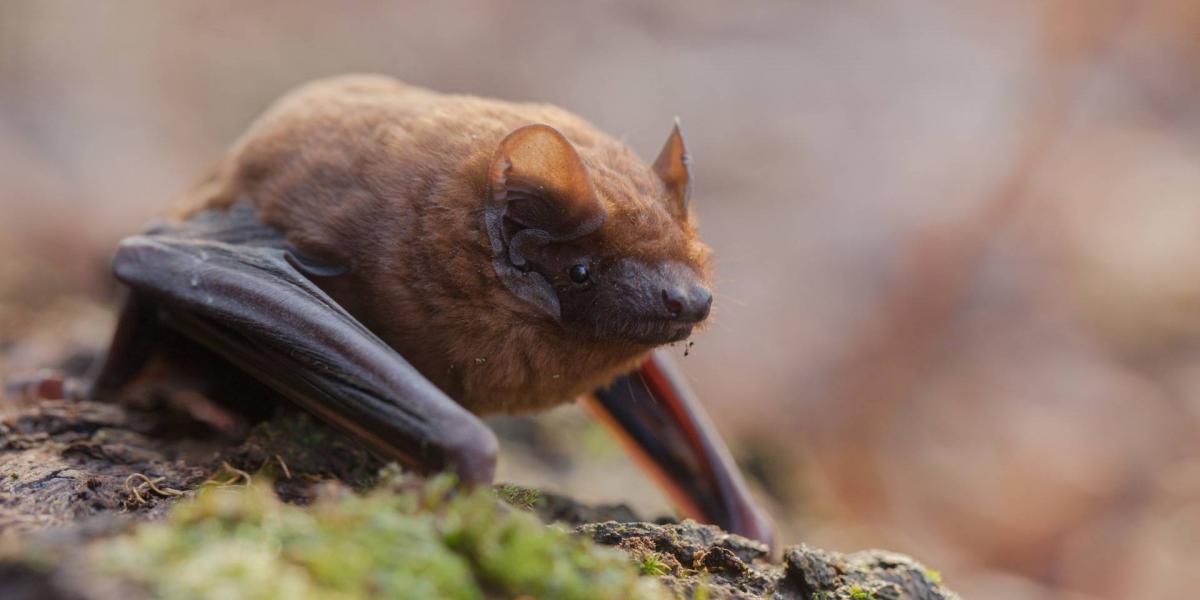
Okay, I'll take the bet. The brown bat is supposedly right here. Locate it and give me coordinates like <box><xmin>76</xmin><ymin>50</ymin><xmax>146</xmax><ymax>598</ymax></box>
<box><xmin>14</xmin><ymin>75</ymin><xmax>773</xmax><ymax>546</ymax></box>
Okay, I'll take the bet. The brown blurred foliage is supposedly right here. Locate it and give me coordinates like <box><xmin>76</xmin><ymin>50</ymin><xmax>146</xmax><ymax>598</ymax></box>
<box><xmin>3</xmin><ymin>1</ymin><xmax>1200</xmax><ymax>598</ymax></box>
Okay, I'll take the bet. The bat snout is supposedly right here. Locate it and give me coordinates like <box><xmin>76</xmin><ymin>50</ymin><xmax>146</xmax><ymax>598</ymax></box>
<box><xmin>661</xmin><ymin>284</ymin><xmax>712</xmax><ymax>323</ymax></box>
<box><xmin>583</xmin><ymin>258</ymin><xmax>712</xmax><ymax>344</ymax></box>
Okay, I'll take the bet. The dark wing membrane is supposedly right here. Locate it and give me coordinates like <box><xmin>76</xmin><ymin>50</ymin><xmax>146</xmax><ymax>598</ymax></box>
<box><xmin>111</xmin><ymin>203</ymin><xmax>497</xmax><ymax>482</ymax></box>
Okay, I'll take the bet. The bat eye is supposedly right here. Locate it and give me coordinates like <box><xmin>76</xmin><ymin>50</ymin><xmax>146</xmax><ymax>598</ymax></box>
<box><xmin>568</xmin><ymin>263</ymin><xmax>590</xmax><ymax>284</ymax></box>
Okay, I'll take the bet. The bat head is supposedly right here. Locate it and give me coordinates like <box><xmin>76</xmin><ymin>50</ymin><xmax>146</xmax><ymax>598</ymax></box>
<box><xmin>486</xmin><ymin>122</ymin><xmax>712</xmax><ymax>346</ymax></box>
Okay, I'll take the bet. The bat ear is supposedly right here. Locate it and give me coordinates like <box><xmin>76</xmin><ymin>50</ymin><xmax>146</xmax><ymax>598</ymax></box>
<box><xmin>488</xmin><ymin>124</ymin><xmax>605</xmax><ymax>241</ymax></box>
<box><xmin>485</xmin><ymin>124</ymin><xmax>605</xmax><ymax>320</ymax></box>
<box><xmin>653</xmin><ymin>119</ymin><xmax>692</xmax><ymax>219</ymax></box>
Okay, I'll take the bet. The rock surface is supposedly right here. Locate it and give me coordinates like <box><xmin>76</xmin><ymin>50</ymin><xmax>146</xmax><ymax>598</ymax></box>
<box><xmin>574</xmin><ymin>517</ymin><xmax>955</xmax><ymax>599</ymax></box>
<box><xmin>0</xmin><ymin>394</ymin><xmax>958</xmax><ymax>599</ymax></box>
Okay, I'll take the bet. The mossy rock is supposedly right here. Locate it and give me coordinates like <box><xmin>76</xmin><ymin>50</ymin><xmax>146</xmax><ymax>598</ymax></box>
<box><xmin>0</xmin><ymin>396</ymin><xmax>958</xmax><ymax>599</ymax></box>
<box><xmin>578</xmin><ymin>521</ymin><xmax>959</xmax><ymax>600</ymax></box>
<box><xmin>3</xmin><ymin>473</ymin><xmax>669</xmax><ymax>600</ymax></box>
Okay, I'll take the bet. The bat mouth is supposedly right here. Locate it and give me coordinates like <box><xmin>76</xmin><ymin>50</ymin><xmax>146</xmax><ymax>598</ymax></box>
<box><xmin>658</xmin><ymin>321</ymin><xmax>696</xmax><ymax>343</ymax></box>
<box><xmin>613</xmin><ymin>318</ymin><xmax>697</xmax><ymax>345</ymax></box>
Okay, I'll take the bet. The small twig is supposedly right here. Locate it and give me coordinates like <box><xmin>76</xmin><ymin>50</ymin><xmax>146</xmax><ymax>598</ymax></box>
<box><xmin>201</xmin><ymin>461</ymin><xmax>252</xmax><ymax>487</ymax></box>
<box><xmin>123</xmin><ymin>476</ymin><xmax>145</xmax><ymax>507</ymax></box>
<box><xmin>123</xmin><ymin>473</ymin><xmax>183</xmax><ymax>507</ymax></box>
<box><xmin>274</xmin><ymin>454</ymin><xmax>292</xmax><ymax>479</ymax></box>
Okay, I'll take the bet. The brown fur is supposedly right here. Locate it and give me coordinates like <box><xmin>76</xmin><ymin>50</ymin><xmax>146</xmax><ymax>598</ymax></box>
<box><xmin>177</xmin><ymin>75</ymin><xmax>712</xmax><ymax>414</ymax></box>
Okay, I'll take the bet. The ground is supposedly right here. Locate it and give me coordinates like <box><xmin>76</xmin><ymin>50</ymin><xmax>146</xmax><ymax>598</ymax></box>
<box><xmin>0</xmin><ymin>389</ymin><xmax>957</xmax><ymax>599</ymax></box>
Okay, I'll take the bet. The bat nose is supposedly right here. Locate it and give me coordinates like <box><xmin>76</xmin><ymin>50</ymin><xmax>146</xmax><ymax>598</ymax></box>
<box><xmin>662</xmin><ymin>285</ymin><xmax>712</xmax><ymax>322</ymax></box>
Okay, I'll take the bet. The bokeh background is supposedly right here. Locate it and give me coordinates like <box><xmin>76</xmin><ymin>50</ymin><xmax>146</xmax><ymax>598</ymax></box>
<box><xmin>3</xmin><ymin>1</ymin><xmax>1199</xmax><ymax>597</ymax></box>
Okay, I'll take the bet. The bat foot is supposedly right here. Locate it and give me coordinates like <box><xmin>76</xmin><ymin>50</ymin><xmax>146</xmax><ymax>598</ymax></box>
<box><xmin>3</xmin><ymin>370</ymin><xmax>87</xmax><ymax>402</ymax></box>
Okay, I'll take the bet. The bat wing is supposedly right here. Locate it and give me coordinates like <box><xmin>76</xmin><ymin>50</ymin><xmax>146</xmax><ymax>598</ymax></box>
<box><xmin>590</xmin><ymin>349</ymin><xmax>775</xmax><ymax>548</ymax></box>
<box><xmin>108</xmin><ymin>202</ymin><xmax>497</xmax><ymax>483</ymax></box>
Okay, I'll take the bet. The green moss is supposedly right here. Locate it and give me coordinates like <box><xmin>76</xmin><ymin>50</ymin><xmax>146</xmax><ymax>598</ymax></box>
<box><xmin>246</xmin><ymin>412</ymin><xmax>379</xmax><ymax>489</ymax></box>
<box><xmin>847</xmin><ymin>585</ymin><xmax>874</xmax><ymax>600</ymax></box>
<box><xmin>90</xmin><ymin>472</ymin><xmax>667</xmax><ymax>600</ymax></box>
<box><xmin>257</xmin><ymin>412</ymin><xmax>329</xmax><ymax>448</ymax></box>
<box><xmin>637</xmin><ymin>553</ymin><xmax>670</xmax><ymax>577</ymax></box>
<box><xmin>494</xmin><ymin>483</ymin><xmax>543</xmax><ymax>511</ymax></box>
<box><xmin>923</xmin><ymin>567</ymin><xmax>943</xmax><ymax>585</ymax></box>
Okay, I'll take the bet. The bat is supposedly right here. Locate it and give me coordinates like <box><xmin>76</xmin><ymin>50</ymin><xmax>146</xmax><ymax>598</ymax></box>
<box><xmin>11</xmin><ymin>76</ymin><xmax>774</xmax><ymax>547</ymax></box>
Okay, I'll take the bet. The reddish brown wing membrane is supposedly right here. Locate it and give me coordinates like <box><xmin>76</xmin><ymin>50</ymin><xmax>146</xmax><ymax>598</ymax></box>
<box><xmin>589</xmin><ymin>349</ymin><xmax>775</xmax><ymax>549</ymax></box>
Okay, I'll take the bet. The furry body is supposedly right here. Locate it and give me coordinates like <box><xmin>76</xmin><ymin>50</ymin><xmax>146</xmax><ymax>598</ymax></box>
<box><xmin>181</xmin><ymin>75</ymin><xmax>712</xmax><ymax>414</ymax></box>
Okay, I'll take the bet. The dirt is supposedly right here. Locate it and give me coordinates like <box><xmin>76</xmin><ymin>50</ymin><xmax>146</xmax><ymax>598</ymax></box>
<box><xmin>0</xmin><ymin>398</ymin><xmax>211</xmax><ymax>535</ymax></box>
<box><xmin>0</xmin><ymin>388</ymin><xmax>382</xmax><ymax>542</ymax></box>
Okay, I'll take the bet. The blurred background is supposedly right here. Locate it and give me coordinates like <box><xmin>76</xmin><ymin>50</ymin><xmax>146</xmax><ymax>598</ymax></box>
<box><xmin>2</xmin><ymin>1</ymin><xmax>1199</xmax><ymax>597</ymax></box>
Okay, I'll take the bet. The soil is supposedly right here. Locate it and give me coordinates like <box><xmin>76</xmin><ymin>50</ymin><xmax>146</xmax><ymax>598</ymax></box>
<box><xmin>0</xmin><ymin>391</ymin><xmax>382</xmax><ymax>541</ymax></box>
